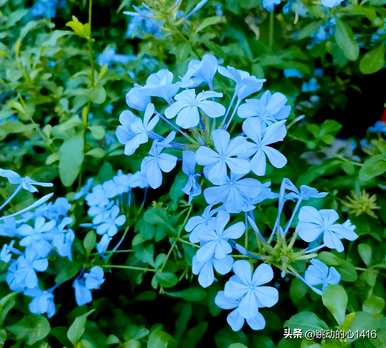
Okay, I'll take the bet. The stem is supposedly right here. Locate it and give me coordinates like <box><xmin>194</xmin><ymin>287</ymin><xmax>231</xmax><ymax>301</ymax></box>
<box><xmin>220</xmin><ymin>91</ymin><xmax>236</xmax><ymax>128</ymax></box>
<box><xmin>102</xmin><ymin>265</ymin><xmax>156</xmax><ymax>272</ymax></box>
<box><xmin>159</xmin><ymin>205</ymin><xmax>192</xmax><ymax>273</ymax></box>
<box><xmin>246</xmin><ymin>213</ymin><xmax>268</xmax><ymax>247</ymax></box>
<box><xmin>269</xmin><ymin>11</ymin><xmax>274</xmax><ymax>50</ymax></box>
<box><xmin>286</xmin><ymin>198</ymin><xmax>303</xmax><ymax>247</ymax></box>
<box><xmin>230</xmin><ymin>241</ymin><xmax>261</xmax><ymax>260</ymax></box>
<box><xmin>224</xmin><ymin>99</ymin><xmax>241</xmax><ymax>130</ymax></box>
<box><xmin>304</xmin><ymin>244</ymin><xmax>326</xmax><ymax>254</ymax></box>
<box><xmin>157</xmin><ymin>113</ymin><xmax>199</xmax><ymax>145</ymax></box>
<box><xmin>0</xmin><ymin>185</ymin><xmax>22</xmax><ymax>211</ymax></box>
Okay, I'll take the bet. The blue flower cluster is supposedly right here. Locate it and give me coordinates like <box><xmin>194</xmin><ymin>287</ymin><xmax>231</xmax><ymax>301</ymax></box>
<box><xmin>0</xmin><ymin>169</ymin><xmax>72</xmax><ymax>317</ymax></box>
<box><xmin>84</xmin><ymin>171</ymin><xmax>147</xmax><ymax>255</ymax></box>
<box><xmin>117</xmin><ymin>54</ymin><xmax>358</xmax><ymax>331</ymax></box>
<box><xmin>73</xmin><ymin>266</ymin><xmax>105</xmax><ymax>306</ymax></box>
<box><xmin>29</xmin><ymin>0</ymin><xmax>65</xmax><ymax>19</ymax></box>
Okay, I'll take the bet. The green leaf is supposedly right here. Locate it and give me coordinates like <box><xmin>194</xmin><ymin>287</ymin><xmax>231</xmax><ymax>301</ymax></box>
<box><xmin>195</xmin><ymin>16</ymin><xmax>222</xmax><ymax>33</ymax></box>
<box><xmin>166</xmin><ymin>288</ymin><xmax>206</xmax><ymax>302</ymax></box>
<box><xmin>83</xmin><ymin>230</ymin><xmax>97</xmax><ymax>254</ymax></box>
<box><xmin>335</xmin><ymin>19</ymin><xmax>359</xmax><ymax>61</ymax></box>
<box><xmin>284</xmin><ymin>311</ymin><xmax>329</xmax><ymax>332</ymax></box>
<box><xmin>357</xmin><ymin>243</ymin><xmax>372</xmax><ymax>266</ymax></box>
<box><xmin>0</xmin><ymin>293</ymin><xmax>17</xmax><ymax>326</ymax></box>
<box><xmin>359</xmin><ymin>154</ymin><xmax>386</xmax><ymax>182</ymax></box>
<box><xmin>7</xmin><ymin>315</ymin><xmax>50</xmax><ymax>345</ymax></box>
<box><xmin>228</xmin><ymin>344</ymin><xmax>248</xmax><ymax>348</ymax></box>
<box><xmin>147</xmin><ymin>326</ymin><xmax>174</xmax><ymax>348</ymax></box>
<box><xmin>359</xmin><ymin>45</ymin><xmax>384</xmax><ymax>74</ymax></box>
<box><xmin>363</xmin><ymin>295</ymin><xmax>385</xmax><ymax>314</ymax></box>
<box><xmin>88</xmin><ymin>125</ymin><xmax>105</xmax><ymax>140</ymax></box>
<box><xmin>322</xmin><ymin>285</ymin><xmax>347</xmax><ymax>325</ymax></box>
<box><xmin>90</xmin><ymin>86</ymin><xmax>106</xmax><ymax>104</ymax></box>
<box><xmin>67</xmin><ymin>309</ymin><xmax>95</xmax><ymax>345</ymax></box>
<box><xmin>155</xmin><ymin>272</ymin><xmax>178</xmax><ymax>288</ymax></box>
<box><xmin>59</xmin><ymin>133</ymin><xmax>84</xmax><ymax>187</ymax></box>
<box><xmin>66</xmin><ymin>16</ymin><xmax>90</xmax><ymax>39</ymax></box>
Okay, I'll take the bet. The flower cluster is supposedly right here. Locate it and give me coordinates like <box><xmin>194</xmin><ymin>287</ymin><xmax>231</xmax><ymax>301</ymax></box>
<box><xmin>84</xmin><ymin>171</ymin><xmax>147</xmax><ymax>255</ymax></box>
<box><xmin>0</xmin><ymin>169</ymin><xmax>72</xmax><ymax>317</ymax></box>
<box><xmin>117</xmin><ymin>54</ymin><xmax>358</xmax><ymax>332</ymax></box>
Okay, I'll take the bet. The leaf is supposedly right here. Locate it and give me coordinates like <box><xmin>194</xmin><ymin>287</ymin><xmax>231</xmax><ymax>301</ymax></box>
<box><xmin>59</xmin><ymin>133</ymin><xmax>84</xmax><ymax>187</ymax></box>
<box><xmin>147</xmin><ymin>326</ymin><xmax>174</xmax><ymax>348</ymax></box>
<box><xmin>0</xmin><ymin>293</ymin><xmax>17</xmax><ymax>326</ymax></box>
<box><xmin>357</xmin><ymin>243</ymin><xmax>372</xmax><ymax>266</ymax></box>
<box><xmin>284</xmin><ymin>311</ymin><xmax>329</xmax><ymax>332</ymax></box>
<box><xmin>335</xmin><ymin>19</ymin><xmax>359</xmax><ymax>61</ymax></box>
<box><xmin>359</xmin><ymin>44</ymin><xmax>384</xmax><ymax>74</ymax></box>
<box><xmin>359</xmin><ymin>154</ymin><xmax>386</xmax><ymax>182</ymax></box>
<box><xmin>363</xmin><ymin>295</ymin><xmax>385</xmax><ymax>314</ymax></box>
<box><xmin>83</xmin><ymin>230</ymin><xmax>97</xmax><ymax>254</ymax></box>
<box><xmin>90</xmin><ymin>86</ymin><xmax>106</xmax><ymax>104</ymax></box>
<box><xmin>195</xmin><ymin>16</ymin><xmax>223</xmax><ymax>33</ymax></box>
<box><xmin>88</xmin><ymin>125</ymin><xmax>105</xmax><ymax>140</ymax></box>
<box><xmin>322</xmin><ymin>285</ymin><xmax>347</xmax><ymax>325</ymax></box>
<box><xmin>7</xmin><ymin>315</ymin><xmax>50</xmax><ymax>345</ymax></box>
<box><xmin>155</xmin><ymin>272</ymin><xmax>178</xmax><ymax>288</ymax></box>
<box><xmin>67</xmin><ymin>309</ymin><xmax>95</xmax><ymax>345</ymax></box>
<box><xmin>167</xmin><ymin>288</ymin><xmax>206</xmax><ymax>302</ymax></box>
<box><xmin>66</xmin><ymin>16</ymin><xmax>90</xmax><ymax>39</ymax></box>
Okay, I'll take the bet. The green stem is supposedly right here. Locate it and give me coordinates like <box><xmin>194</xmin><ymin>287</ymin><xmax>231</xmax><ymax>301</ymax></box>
<box><xmin>269</xmin><ymin>11</ymin><xmax>274</xmax><ymax>50</ymax></box>
<box><xmin>102</xmin><ymin>265</ymin><xmax>155</xmax><ymax>272</ymax></box>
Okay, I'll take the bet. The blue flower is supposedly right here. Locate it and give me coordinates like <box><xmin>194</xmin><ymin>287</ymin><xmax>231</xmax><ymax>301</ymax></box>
<box><xmin>97</xmin><ymin>47</ymin><xmax>133</xmax><ymax>66</ymax></box>
<box><xmin>84</xmin><ymin>266</ymin><xmax>105</xmax><ymax>289</ymax></box>
<box><xmin>6</xmin><ymin>249</ymin><xmax>48</xmax><ymax>291</ymax></box>
<box><xmin>141</xmin><ymin>69</ymin><xmax>180</xmax><ymax>103</ymax></box>
<box><xmin>52</xmin><ymin>217</ymin><xmax>74</xmax><ymax>259</ymax></box>
<box><xmin>18</xmin><ymin>217</ymin><xmax>56</xmax><ymax>257</ymax></box>
<box><xmin>215</xmin><ymin>291</ymin><xmax>266</xmax><ymax>331</ymax></box>
<box><xmin>195</xmin><ymin>211</ymin><xmax>245</xmax><ymax>262</ymax></box>
<box><xmin>116</xmin><ymin>103</ymin><xmax>159</xmax><ymax>156</ymax></box>
<box><xmin>195</xmin><ymin>129</ymin><xmax>251</xmax><ymax>183</ymax></box>
<box><xmin>30</xmin><ymin>0</ymin><xmax>58</xmax><ymax>18</ymax></box>
<box><xmin>140</xmin><ymin>133</ymin><xmax>178</xmax><ymax>189</ymax></box>
<box><xmin>321</xmin><ymin>0</ymin><xmax>343</xmax><ymax>8</ymax></box>
<box><xmin>283</xmin><ymin>69</ymin><xmax>304</xmax><ymax>78</ymax></box>
<box><xmin>262</xmin><ymin>0</ymin><xmax>281</xmax><ymax>12</ymax></box>
<box><xmin>180</xmin><ymin>54</ymin><xmax>218</xmax><ymax>89</ymax></box>
<box><xmin>182</xmin><ymin>151</ymin><xmax>201</xmax><ymax>202</ymax></box>
<box><xmin>86</xmin><ymin>185</ymin><xmax>110</xmax><ymax>207</ymax></box>
<box><xmin>368</xmin><ymin>121</ymin><xmax>386</xmax><ymax>134</ymax></box>
<box><xmin>93</xmin><ymin>205</ymin><xmax>126</xmax><ymax>237</ymax></box>
<box><xmin>25</xmin><ymin>288</ymin><xmax>56</xmax><ymax>318</ymax></box>
<box><xmin>0</xmin><ymin>217</ymin><xmax>18</xmax><ymax>237</ymax></box>
<box><xmin>73</xmin><ymin>267</ymin><xmax>105</xmax><ymax>306</ymax></box>
<box><xmin>1</xmin><ymin>241</ymin><xmax>15</xmax><ymax>263</ymax></box>
<box><xmin>238</xmin><ymin>91</ymin><xmax>291</xmax><ymax>126</ymax></box>
<box><xmin>125</xmin><ymin>4</ymin><xmax>163</xmax><ymax>39</ymax></box>
<box><xmin>0</xmin><ymin>169</ymin><xmax>53</xmax><ymax>193</ymax></box>
<box><xmin>242</xmin><ymin>119</ymin><xmax>287</xmax><ymax>176</ymax></box>
<box><xmin>186</xmin><ymin>206</ymin><xmax>216</xmax><ymax>243</ymax></box>
<box><xmin>218</xmin><ymin>66</ymin><xmax>265</xmax><ymax>101</ymax></box>
<box><xmin>126</xmin><ymin>86</ymin><xmax>151</xmax><ymax>111</ymax></box>
<box><xmin>192</xmin><ymin>254</ymin><xmax>233</xmax><ymax>288</ymax></box>
<box><xmin>296</xmin><ymin>206</ymin><xmax>358</xmax><ymax>252</ymax></box>
<box><xmin>311</xmin><ymin>18</ymin><xmax>336</xmax><ymax>45</ymax></box>
<box><xmin>165</xmin><ymin>89</ymin><xmax>225</xmax><ymax>129</ymax></box>
<box><xmin>224</xmin><ymin>261</ymin><xmax>278</xmax><ymax>320</ymax></box>
<box><xmin>73</xmin><ymin>278</ymin><xmax>92</xmax><ymax>306</ymax></box>
<box><xmin>301</xmin><ymin>78</ymin><xmax>319</xmax><ymax>93</ymax></box>
<box><xmin>204</xmin><ymin>174</ymin><xmax>269</xmax><ymax>213</ymax></box>
<box><xmin>304</xmin><ymin>259</ymin><xmax>340</xmax><ymax>294</ymax></box>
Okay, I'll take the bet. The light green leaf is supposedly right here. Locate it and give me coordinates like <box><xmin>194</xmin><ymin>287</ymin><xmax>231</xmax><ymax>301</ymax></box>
<box><xmin>357</xmin><ymin>243</ymin><xmax>372</xmax><ymax>266</ymax></box>
<box><xmin>0</xmin><ymin>293</ymin><xmax>17</xmax><ymax>326</ymax></box>
<box><xmin>166</xmin><ymin>288</ymin><xmax>206</xmax><ymax>302</ymax></box>
<box><xmin>322</xmin><ymin>285</ymin><xmax>347</xmax><ymax>325</ymax></box>
<box><xmin>335</xmin><ymin>19</ymin><xmax>359</xmax><ymax>61</ymax></box>
<box><xmin>7</xmin><ymin>315</ymin><xmax>50</xmax><ymax>345</ymax></box>
<box><xmin>363</xmin><ymin>295</ymin><xmax>385</xmax><ymax>314</ymax></box>
<box><xmin>284</xmin><ymin>311</ymin><xmax>329</xmax><ymax>332</ymax></box>
<box><xmin>359</xmin><ymin>44</ymin><xmax>384</xmax><ymax>74</ymax></box>
<box><xmin>67</xmin><ymin>309</ymin><xmax>95</xmax><ymax>345</ymax></box>
<box><xmin>195</xmin><ymin>16</ymin><xmax>222</xmax><ymax>33</ymax></box>
<box><xmin>359</xmin><ymin>154</ymin><xmax>386</xmax><ymax>182</ymax></box>
<box><xmin>59</xmin><ymin>133</ymin><xmax>84</xmax><ymax>187</ymax></box>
